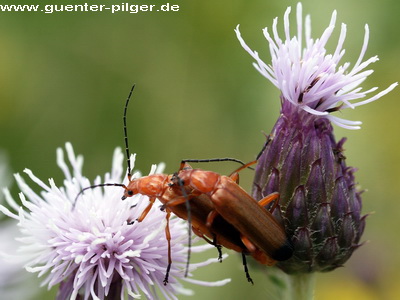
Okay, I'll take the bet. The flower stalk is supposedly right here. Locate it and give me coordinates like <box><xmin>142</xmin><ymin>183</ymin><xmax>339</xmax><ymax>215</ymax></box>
<box><xmin>289</xmin><ymin>273</ymin><xmax>316</xmax><ymax>300</ymax></box>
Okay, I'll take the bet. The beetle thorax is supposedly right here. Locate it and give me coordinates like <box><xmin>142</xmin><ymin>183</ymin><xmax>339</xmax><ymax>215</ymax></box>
<box><xmin>180</xmin><ymin>169</ymin><xmax>220</xmax><ymax>194</ymax></box>
<box><xmin>134</xmin><ymin>174</ymin><xmax>168</xmax><ymax>197</ymax></box>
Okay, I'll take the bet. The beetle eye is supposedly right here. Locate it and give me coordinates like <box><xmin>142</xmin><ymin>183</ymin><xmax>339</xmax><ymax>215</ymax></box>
<box><xmin>127</xmin><ymin>190</ymin><xmax>134</xmax><ymax>196</ymax></box>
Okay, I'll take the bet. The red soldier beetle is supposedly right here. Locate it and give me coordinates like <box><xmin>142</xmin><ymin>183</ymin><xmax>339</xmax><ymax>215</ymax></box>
<box><xmin>75</xmin><ymin>85</ymin><xmax>293</xmax><ymax>284</ymax></box>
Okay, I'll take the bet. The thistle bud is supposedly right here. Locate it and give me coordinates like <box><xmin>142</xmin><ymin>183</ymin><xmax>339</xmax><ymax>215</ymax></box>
<box><xmin>253</xmin><ymin>103</ymin><xmax>366</xmax><ymax>273</ymax></box>
<box><xmin>235</xmin><ymin>3</ymin><xmax>397</xmax><ymax>273</ymax></box>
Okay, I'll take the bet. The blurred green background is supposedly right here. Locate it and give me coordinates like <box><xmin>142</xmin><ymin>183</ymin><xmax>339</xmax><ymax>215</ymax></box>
<box><xmin>0</xmin><ymin>0</ymin><xmax>399</xmax><ymax>299</ymax></box>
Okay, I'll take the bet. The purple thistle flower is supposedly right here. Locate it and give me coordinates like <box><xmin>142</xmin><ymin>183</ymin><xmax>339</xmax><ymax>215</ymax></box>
<box><xmin>0</xmin><ymin>143</ymin><xmax>230</xmax><ymax>299</ymax></box>
<box><xmin>235</xmin><ymin>3</ymin><xmax>397</xmax><ymax>273</ymax></box>
<box><xmin>236</xmin><ymin>3</ymin><xmax>397</xmax><ymax>130</ymax></box>
<box><xmin>0</xmin><ymin>151</ymin><xmax>39</xmax><ymax>300</ymax></box>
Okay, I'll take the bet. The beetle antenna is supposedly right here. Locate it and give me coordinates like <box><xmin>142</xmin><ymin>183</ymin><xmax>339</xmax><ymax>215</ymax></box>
<box><xmin>256</xmin><ymin>134</ymin><xmax>273</xmax><ymax>160</ymax></box>
<box><xmin>73</xmin><ymin>183</ymin><xmax>127</xmax><ymax>210</ymax></box>
<box><xmin>124</xmin><ymin>84</ymin><xmax>136</xmax><ymax>181</ymax></box>
<box><xmin>228</xmin><ymin>135</ymin><xmax>274</xmax><ymax>178</ymax></box>
<box><xmin>181</xmin><ymin>158</ymin><xmax>255</xmax><ymax>171</ymax></box>
<box><xmin>229</xmin><ymin>160</ymin><xmax>258</xmax><ymax>177</ymax></box>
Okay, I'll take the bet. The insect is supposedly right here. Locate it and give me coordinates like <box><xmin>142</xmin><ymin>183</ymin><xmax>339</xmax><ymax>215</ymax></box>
<box><xmin>122</xmin><ymin>159</ymin><xmax>293</xmax><ymax>281</ymax></box>
<box><xmin>76</xmin><ymin>85</ymin><xmax>293</xmax><ymax>284</ymax></box>
<box><xmin>173</xmin><ymin>160</ymin><xmax>293</xmax><ymax>264</ymax></box>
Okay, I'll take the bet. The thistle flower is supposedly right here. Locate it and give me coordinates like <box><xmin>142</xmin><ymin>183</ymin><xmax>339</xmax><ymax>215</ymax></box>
<box><xmin>0</xmin><ymin>151</ymin><xmax>38</xmax><ymax>300</ymax></box>
<box><xmin>0</xmin><ymin>220</ymin><xmax>39</xmax><ymax>300</ymax></box>
<box><xmin>0</xmin><ymin>143</ymin><xmax>230</xmax><ymax>299</ymax></box>
<box><xmin>235</xmin><ymin>3</ymin><xmax>397</xmax><ymax>274</ymax></box>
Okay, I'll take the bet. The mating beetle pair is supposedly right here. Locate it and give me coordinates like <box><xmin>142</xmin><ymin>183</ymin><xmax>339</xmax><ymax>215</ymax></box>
<box><xmin>76</xmin><ymin>85</ymin><xmax>293</xmax><ymax>284</ymax></box>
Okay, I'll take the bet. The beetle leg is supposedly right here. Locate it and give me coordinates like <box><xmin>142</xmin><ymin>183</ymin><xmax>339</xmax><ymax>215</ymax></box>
<box><xmin>251</xmin><ymin>248</ymin><xmax>276</xmax><ymax>266</ymax></box>
<box><xmin>213</xmin><ymin>235</ymin><xmax>223</xmax><ymax>262</ymax></box>
<box><xmin>163</xmin><ymin>209</ymin><xmax>172</xmax><ymax>285</ymax></box>
<box><xmin>228</xmin><ymin>160</ymin><xmax>258</xmax><ymax>178</ymax></box>
<box><xmin>258</xmin><ymin>192</ymin><xmax>280</xmax><ymax>213</ymax></box>
<box><xmin>230</xmin><ymin>172</ymin><xmax>240</xmax><ymax>184</ymax></box>
<box><xmin>166</xmin><ymin>177</ymin><xmax>196</xmax><ymax>279</ymax></box>
<box><xmin>206</xmin><ymin>210</ymin><xmax>223</xmax><ymax>261</ymax></box>
<box><xmin>241</xmin><ymin>252</ymin><xmax>254</xmax><ymax>284</ymax></box>
<box><xmin>205</xmin><ymin>210</ymin><xmax>219</xmax><ymax>228</ymax></box>
<box><xmin>192</xmin><ymin>226</ymin><xmax>206</xmax><ymax>239</ymax></box>
<box><xmin>163</xmin><ymin>185</ymin><xmax>195</xmax><ymax>279</ymax></box>
<box><xmin>228</xmin><ymin>160</ymin><xmax>259</xmax><ymax>184</ymax></box>
<box><xmin>164</xmin><ymin>195</ymin><xmax>192</xmax><ymax>207</ymax></box>
<box><xmin>241</xmin><ymin>235</ymin><xmax>276</xmax><ymax>266</ymax></box>
<box><xmin>192</xmin><ymin>226</ymin><xmax>223</xmax><ymax>262</ymax></box>
<box><xmin>228</xmin><ymin>159</ymin><xmax>259</xmax><ymax>184</ymax></box>
<box><xmin>137</xmin><ymin>197</ymin><xmax>156</xmax><ymax>222</ymax></box>
<box><xmin>240</xmin><ymin>235</ymin><xmax>257</xmax><ymax>253</ymax></box>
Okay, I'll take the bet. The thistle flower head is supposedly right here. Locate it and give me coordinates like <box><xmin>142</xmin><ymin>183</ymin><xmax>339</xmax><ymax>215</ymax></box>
<box><xmin>0</xmin><ymin>143</ymin><xmax>229</xmax><ymax>299</ymax></box>
<box><xmin>236</xmin><ymin>3</ymin><xmax>396</xmax><ymax>274</ymax></box>
<box><xmin>235</xmin><ymin>2</ymin><xmax>397</xmax><ymax>129</ymax></box>
<box><xmin>0</xmin><ymin>151</ymin><xmax>38</xmax><ymax>300</ymax></box>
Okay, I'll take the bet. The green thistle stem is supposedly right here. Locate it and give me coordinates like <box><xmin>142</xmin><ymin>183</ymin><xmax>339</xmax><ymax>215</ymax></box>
<box><xmin>289</xmin><ymin>273</ymin><xmax>316</xmax><ymax>300</ymax></box>
<box><xmin>265</xmin><ymin>268</ymin><xmax>316</xmax><ymax>300</ymax></box>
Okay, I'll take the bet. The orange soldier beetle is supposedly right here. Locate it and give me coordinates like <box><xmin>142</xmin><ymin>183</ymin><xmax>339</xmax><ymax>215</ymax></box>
<box><xmin>75</xmin><ymin>85</ymin><xmax>293</xmax><ymax>284</ymax></box>
<box><xmin>121</xmin><ymin>160</ymin><xmax>293</xmax><ymax>282</ymax></box>
<box><xmin>172</xmin><ymin>160</ymin><xmax>293</xmax><ymax>263</ymax></box>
